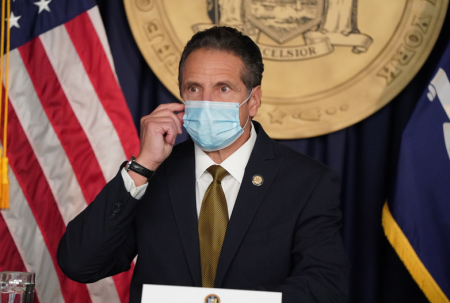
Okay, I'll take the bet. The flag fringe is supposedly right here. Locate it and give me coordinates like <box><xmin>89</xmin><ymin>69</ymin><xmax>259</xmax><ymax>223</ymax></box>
<box><xmin>382</xmin><ymin>202</ymin><xmax>450</xmax><ymax>303</ymax></box>
<box><xmin>0</xmin><ymin>156</ymin><xmax>8</xmax><ymax>208</ymax></box>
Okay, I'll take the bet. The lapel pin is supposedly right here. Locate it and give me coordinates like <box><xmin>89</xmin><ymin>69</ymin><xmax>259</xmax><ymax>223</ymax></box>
<box><xmin>252</xmin><ymin>175</ymin><xmax>264</xmax><ymax>186</ymax></box>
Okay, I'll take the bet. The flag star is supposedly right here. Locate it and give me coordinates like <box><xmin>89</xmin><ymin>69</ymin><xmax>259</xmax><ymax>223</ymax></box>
<box><xmin>9</xmin><ymin>12</ymin><xmax>21</xmax><ymax>29</ymax></box>
<box><xmin>34</xmin><ymin>0</ymin><xmax>51</xmax><ymax>14</ymax></box>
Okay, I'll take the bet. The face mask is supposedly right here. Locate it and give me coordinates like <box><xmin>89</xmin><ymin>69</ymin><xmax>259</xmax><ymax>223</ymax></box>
<box><xmin>183</xmin><ymin>90</ymin><xmax>252</xmax><ymax>152</ymax></box>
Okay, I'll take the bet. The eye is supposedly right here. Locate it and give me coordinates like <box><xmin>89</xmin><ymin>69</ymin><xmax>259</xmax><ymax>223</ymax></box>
<box><xmin>220</xmin><ymin>86</ymin><xmax>230</xmax><ymax>93</ymax></box>
<box><xmin>189</xmin><ymin>87</ymin><xmax>199</xmax><ymax>93</ymax></box>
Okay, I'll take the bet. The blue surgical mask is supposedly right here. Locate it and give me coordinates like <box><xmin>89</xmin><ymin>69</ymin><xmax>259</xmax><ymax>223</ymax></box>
<box><xmin>183</xmin><ymin>90</ymin><xmax>252</xmax><ymax>151</ymax></box>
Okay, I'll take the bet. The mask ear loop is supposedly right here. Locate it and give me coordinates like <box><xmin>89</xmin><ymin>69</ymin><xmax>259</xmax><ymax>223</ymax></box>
<box><xmin>239</xmin><ymin>88</ymin><xmax>253</xmax><ymax>130</ymax></box>
<box><xmin>241</xmin><ymin>115</ymin><xmax>250</xmax><ymax>130</ymax></box>
<box><xmin>239</xmin><ymin>88</ymin><xmax>253</xmax><ymax>108</ymax></box>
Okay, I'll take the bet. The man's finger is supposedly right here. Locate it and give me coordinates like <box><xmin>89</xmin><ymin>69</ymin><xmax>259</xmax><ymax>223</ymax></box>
<box><xmin>153</xmin><ymin>103</ymin><xmax>185</xmax><ymax>114</ymax></box>
<box><xmin>154</xmin><ymin>109</ymin><xmax>183</xmax><ymax>133</ymax></box>
<box><xmin>151</xmin><ymin>112</ymin><xmax>183</xmax><ymax>134</ymax></box>
<box><xmin>164</xmin><ymin>127</ymin><xmax>178</xmax><ymax>146</ymax></box>
<box><xmin>176</xmin><ymin>111</ymin><xmax>185</xmax><ymax>123</ymax></box>
<box><xmin>151</xmin><ymin>118</ymin><xmax>179</xmax><ymax>136</ymax></box>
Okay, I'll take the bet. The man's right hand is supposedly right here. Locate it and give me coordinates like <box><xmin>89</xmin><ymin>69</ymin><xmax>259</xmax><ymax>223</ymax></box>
<box><xmin>129</xmin><ymin>103</ymin><xmax>185</xmax><ymax>186</ymax></box>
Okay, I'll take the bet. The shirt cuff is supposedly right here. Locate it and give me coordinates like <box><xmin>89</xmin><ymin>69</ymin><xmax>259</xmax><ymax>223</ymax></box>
<box><xmin>120</xmin><ymin>168</ymin><xmax>148</xmax><ymax>200</ymax></box>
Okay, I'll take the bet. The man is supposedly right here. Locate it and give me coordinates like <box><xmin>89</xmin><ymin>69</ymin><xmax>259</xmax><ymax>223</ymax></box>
<box><xmin>58</xmin><ymin>26</ymin><xmax>349</xmax><ymax>302</ymax></box>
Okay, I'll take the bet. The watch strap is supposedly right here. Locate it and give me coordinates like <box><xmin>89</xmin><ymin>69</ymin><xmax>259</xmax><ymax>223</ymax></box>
<box><xmin>125</xmin><ymin>156</ymin><xmax>155</xmax><ymax>180</ymax></box>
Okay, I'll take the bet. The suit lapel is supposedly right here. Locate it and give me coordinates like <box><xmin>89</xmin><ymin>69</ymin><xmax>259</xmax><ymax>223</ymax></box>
<box><xmin>214</xmin><ymin>123</ymin><xmax>283</xmax><ymax>287</ymax></box>
<box><xmin>165</xmin><ymin>140</ymin><xmax>202</xmax><ymax>287</ymax></box>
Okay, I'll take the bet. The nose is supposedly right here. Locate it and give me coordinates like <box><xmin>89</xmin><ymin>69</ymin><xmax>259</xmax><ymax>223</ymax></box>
<box><xmin>201</xmin><ymin>89</ymin><xmax>213</xmax><ymax>101</ymax></box>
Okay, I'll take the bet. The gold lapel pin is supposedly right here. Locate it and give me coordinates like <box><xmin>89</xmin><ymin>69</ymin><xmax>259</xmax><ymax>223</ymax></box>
<box><xmin>252</xmin><ymin>175</ymin><xmax>264</xmax><ymax>186</ymax></box>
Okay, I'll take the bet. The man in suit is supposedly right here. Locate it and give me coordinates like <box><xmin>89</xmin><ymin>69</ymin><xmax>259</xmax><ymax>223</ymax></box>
<box><xmin>58</xmin><ymin>26</ymin><xmax>349</xmax><ymax>302</ymax></box>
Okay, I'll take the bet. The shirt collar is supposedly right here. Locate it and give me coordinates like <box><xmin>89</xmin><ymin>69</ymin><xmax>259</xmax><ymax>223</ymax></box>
<box><xmin>195</xmin><ymin>122</ymin><xmax>257</xmax><ymax>183</ymax></box>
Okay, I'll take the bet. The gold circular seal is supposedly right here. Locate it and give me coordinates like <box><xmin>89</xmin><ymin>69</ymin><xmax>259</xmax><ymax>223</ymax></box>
<box><xmin>124</xmin><ymin>0</ymin><xmax>448</xmax><ymax>139</ymax></box>
<box><xmin>252</xmin><ymin>174</ymin><xmax>264</xmax><ymax>186</ymax></box>
<box><xmin>204</xmin><ymin>294</ymin><xmax>220</xmax><ymax>303</ymax></box>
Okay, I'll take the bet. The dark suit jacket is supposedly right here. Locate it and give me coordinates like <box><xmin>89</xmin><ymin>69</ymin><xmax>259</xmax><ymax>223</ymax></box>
<box><xmin>58</xmin><ymin>122</ymin><xmax>349</xmax><ymax>303</ymax></box>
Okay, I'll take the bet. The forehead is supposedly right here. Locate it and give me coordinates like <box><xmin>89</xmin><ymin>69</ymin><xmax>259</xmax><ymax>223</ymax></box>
<box><xmin>181</xmin><ymin>48</ymin><xmax>244</xmax><ymax>84</ymax></box>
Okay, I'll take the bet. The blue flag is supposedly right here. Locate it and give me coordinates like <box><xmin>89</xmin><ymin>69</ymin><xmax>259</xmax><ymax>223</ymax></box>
<box><xmin>383</xmin><ymin>42</ymin><xmax>450</xmax><ymax>303</ymax></box>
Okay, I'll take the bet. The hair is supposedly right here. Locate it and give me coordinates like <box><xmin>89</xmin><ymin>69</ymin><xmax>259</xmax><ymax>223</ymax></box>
<box><xmin>178</xmin><ymin>26</ymin><xmax>264</xmax><ymax>95</ymax></box>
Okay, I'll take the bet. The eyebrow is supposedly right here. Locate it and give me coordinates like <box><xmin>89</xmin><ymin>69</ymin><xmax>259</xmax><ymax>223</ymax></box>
<box><xmin>213</xmin><ymin>80</ymin><xmax>239</xmax><ymax>91</ymax></box>
<box><xmin>182</xmin><ymin>81</ymin><xmax>202</xmax><ymax>90</ymax></box>
<box><xmin>182</xmin><ymin>80</ymin><xmax>240</xmax><ymax>91</ymax></box>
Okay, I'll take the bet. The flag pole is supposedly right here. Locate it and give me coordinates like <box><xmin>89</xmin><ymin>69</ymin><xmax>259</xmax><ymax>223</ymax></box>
<box><xmin>0</xmin><ymin>0</ymin><xmax>10</xmax><ymax>209</ymax></box>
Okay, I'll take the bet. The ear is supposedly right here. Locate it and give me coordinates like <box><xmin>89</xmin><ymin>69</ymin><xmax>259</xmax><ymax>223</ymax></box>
<box><xmin>248</xmin><ymin>86</ymin><xmax>262</xmax><ymax>118</ymax></box>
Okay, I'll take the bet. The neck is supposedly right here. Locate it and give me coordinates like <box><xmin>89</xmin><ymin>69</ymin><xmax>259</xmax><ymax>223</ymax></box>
<box><xmin>205</xmin><ymin>122</ymin><xmax>251</xmax><ymax>164</ymax></box>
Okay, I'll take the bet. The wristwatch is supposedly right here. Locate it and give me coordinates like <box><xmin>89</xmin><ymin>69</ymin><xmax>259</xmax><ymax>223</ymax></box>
<box><xmin>125</xmin><ymin>156</ymin><xmax>156</xmax><ymax>180</ymax></box>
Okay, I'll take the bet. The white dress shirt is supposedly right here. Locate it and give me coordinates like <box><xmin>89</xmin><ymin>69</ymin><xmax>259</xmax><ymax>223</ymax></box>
<box><xmin>194</xmin><ymin>123</ymin><xmax>257</xmax><ymax>218</ymax></box>
<box><xmin>121</xmin><ymin>123</ymin><xmax>257</xmax><ymax>218</ymax></box>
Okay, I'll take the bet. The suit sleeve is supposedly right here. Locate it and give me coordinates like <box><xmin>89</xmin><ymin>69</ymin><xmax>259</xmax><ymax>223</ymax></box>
<box><xmin>57</xmin><ymin>169</ymin><xmax>140</xmax><ymax>283</ymax></box>
<box><xmin>256</xmin><ymin>169</ymin><xmax>350</xmax><ymax>303</ymax></box>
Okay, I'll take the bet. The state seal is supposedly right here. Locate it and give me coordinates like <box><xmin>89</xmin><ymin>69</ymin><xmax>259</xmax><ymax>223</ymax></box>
<box><xmin>124</xmin><ymin>0</ymin><xmax>448</xmax><ymax>138</ymax></box>
<box><xmin>205</xmin><ymin>294</ymin><xmax>220</xmax><ymax>303</ymax></box>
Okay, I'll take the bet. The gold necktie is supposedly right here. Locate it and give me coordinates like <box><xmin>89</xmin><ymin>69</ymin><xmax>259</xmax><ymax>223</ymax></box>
<box><xmin>198</xmin><ymin>165</ymin><xmax>229</xmax><ymax>287</ymax></box>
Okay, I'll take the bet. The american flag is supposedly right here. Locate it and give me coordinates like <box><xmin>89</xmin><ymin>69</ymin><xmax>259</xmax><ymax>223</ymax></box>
<box><xmin>0</xmin><ymin>0</ymin><xmax>140</xmax><ymax>302</ymax></box>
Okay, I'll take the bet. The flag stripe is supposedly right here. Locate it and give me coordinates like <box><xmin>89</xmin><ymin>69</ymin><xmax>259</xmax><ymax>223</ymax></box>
<box><xmin>0</xmin><ymin>214</ymin><xmax>41</xmax><ymax>302</ymax></box>
<box><xmin>86</xmin><ymin>280</ymin><xmax>121</xmax><ymax>303</ymax></box>
<box><xmin>9</xmin><ymin>47</ymin><xmax>123</xmax><ymax>303</ymax></box>
<box><xmin>87</xmin><ymin>7</ymin><xmax>117</xmax><ymax>78</ymax></box>
<box><xmin>8</xmin><ymin>49</ymin><xmax>86</xmax><ymax>224</ymax></box>
<box><xmin>33</xmin><ymin>14</ymin><xmax>134</xmax><ymax>302</ymax></box>
<box><xmin>0</xmin><ymin>215</ymin><xmax>29</xmax><ymax>272</ymax></box>
<box><xmin>18</xmin><ymin>37</ymin><xmax>106</xmax><ymax>204</ymax></box>
<box><xmin>63</xmin><ymin>12</ymin><xmax>136</xmax><ymax>303</ymax></box>
<box><xmin>6</xmin><ymin>95</ymin><xmax>92</xmax><ymax>302</ymax></box>
<box><xmin>65</xmin><ymin>11</ymin><xmax>140</xmax><ymax>160</ymax></box>
<box><xmin>4</xmin><ymin>4</ymin><xmax>140</xmax><ymax>301</ymax></box>
<box><xmin>1</xmin><ymin>161</ymin><xmax>62</xmax><ymax>303</ymax></box>
<box><xmin>39</xmin><ymin>22</ymin><xmax>127</xmax><ymax>182</ymax></box>
<box><xmin>19</xmin><ymin>36</ymin><xmax>123</xmax><ymax>303</ymax></box>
